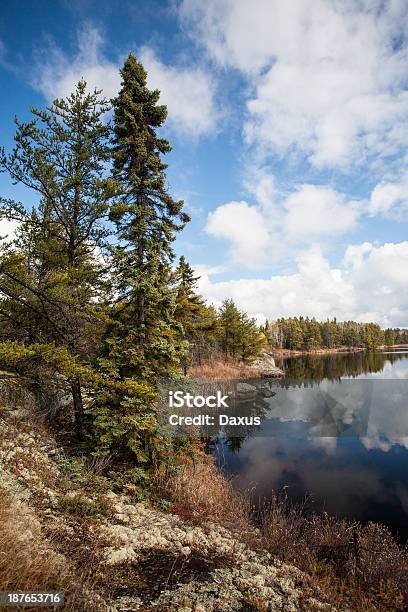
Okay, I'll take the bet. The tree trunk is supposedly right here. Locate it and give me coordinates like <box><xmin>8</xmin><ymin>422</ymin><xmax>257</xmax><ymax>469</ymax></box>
<box><xmin>71</xmin><ymin>377</ymin><xmax>84</xmax><ymax>440</ymax></box>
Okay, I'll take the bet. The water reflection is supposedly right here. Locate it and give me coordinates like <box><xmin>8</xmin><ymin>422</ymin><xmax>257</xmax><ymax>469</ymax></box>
<box><xmin>215</xmin><ymin>351</ymin><xmax>408</xmax><ymax>540</ymax></box>
<box><xmin>275</xmin><ymin>350</ymin><xmax>408</xmax><ymax>386</ymax></box>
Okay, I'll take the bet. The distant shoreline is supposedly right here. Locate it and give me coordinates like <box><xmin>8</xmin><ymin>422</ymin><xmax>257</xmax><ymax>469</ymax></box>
<box><xmin>272</xmin><ymin>344</ymin><xmax>408</xmax><ymax>358</ymax></box>
<box><xmin>273</xmin><ymin>346</ymin><xmax>366</xmax><ymax>358</ymax></box>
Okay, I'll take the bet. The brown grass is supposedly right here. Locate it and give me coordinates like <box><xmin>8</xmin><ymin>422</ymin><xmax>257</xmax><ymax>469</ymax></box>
<box><xmin>156</xmin><ymin>458</ymin><xmax>253</xmax><ymax>532</ymax></box>
<box><xmin>189</xmin><ymin>359</ymin><xmax>263</xmax><ymax>380</ymax></box>
<box><xmin>161</xmin><ymin>460</ymin><xmax>408</xmax><ymax>611</ymax></box>
<box><xmin>0</xmin><ymin>487</ymin><xmax>107</xmax><ymax>611</ymax></box>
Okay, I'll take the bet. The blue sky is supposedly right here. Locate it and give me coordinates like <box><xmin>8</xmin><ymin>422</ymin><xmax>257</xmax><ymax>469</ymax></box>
<box><xmin>1</xmin><ymin>0</ymin><xmax>408</xmax><ymax>326</ymax></box>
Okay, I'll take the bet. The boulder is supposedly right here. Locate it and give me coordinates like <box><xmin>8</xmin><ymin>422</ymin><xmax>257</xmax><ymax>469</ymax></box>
<box><xmin>236</xmin><ymin>382</ymin><xmax>257</xmax><ymax>399</ymax></box>
<box><xmin>250</xmin><ymin>353</ymin><xmax>284</xmax><ymax>378</ymax></box>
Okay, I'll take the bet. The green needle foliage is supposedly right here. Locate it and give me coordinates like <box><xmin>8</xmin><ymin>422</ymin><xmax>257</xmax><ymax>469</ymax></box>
<box><xmin>0</xmin><ymin>81</ymin><xmax>115</xmax><ymax>436</ymax></box>
<box><xmin>218</xmin><ymin>299</ymin><xmax>265</xmax><ymax>362</ymax></box>
<box><xmin>91</xmin><ymin>54</ymin><xmax>190</xmax><ymax>464</ymax></box>
<box><xmin>173</xmin><ymin>255</ymin><xmax>217</xmax><ymax>373</ymax></box>
<box><xmin>266</xmin><ymin>317</ymin><xmax>386</xmax><ymax>351</ymax></box>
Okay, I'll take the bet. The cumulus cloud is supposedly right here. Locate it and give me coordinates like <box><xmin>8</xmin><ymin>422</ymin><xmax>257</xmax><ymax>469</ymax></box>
<box><xmin>205</xmin><ymin>200</ymin><xmax>270</xmax><ymax>267</ymax></box>
<box><xmin>196</xmin><ymin>241</ymin><xmax>408</xmax><ymax>327</ymax></box>
<box><xmin>369</xmin><ymin>175</ymin><xmax>408</xmax><ymax>219</ymax></box>
<box><xmin>283</xmin><ymin>185</ymin><xmax>358</xmax><ymax>237</ymax></box>
<box><xmin>32</xmin><ymin>25</ymin><xmax>217</xmax><ymax>139</ymax></box>
<box><xmin>180</xmin><ymin>0</ymin><xmax>408</xmax><ymax>169</ymax></box>
<box><xmin>205</xmin><ymin>177</ymin><xmax>362</xmax><ymax>267</ymax></box>
<box><xmin>139</xmin><ymin>47</ymin><xmax>218</xmax><ymax>138</ymax></box>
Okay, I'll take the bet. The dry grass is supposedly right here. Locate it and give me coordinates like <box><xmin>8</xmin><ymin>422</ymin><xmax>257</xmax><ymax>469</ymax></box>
<box><xmin>161</xmin><ymin>460</ymin><xmax>408</xmax><ymax>611</ymax></box>
<box><xmin>0</xmin><ymin>487</ymin><xmax>107</xmax><ymax>611</ymax></box>
<box><xmin>157</xmin><ymin>458</ymin><xmax>253</xmax><ymax>533</ymax></box>
<box><xmin>189</xmin><ymin>359</ymin><xmax>262</xmax><ymax>380</ymax></box>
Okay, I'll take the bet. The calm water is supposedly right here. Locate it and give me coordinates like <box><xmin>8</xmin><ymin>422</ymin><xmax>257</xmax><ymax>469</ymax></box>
<box><xmin>213</xmin><ymin>350</ymin><xmax>408</xmax><ymax>541</ymax></box>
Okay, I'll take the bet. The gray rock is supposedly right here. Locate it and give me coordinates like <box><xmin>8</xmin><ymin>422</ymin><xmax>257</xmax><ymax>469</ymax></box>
<box><xmin>236</xmin><ymin>382</ymin><xmax>257</xmax><ymax>399</ymax></box>
<box><xmin>250</xmin><ymin>353</ymin><xmax>284</xmax><ymax>378</ymax></box>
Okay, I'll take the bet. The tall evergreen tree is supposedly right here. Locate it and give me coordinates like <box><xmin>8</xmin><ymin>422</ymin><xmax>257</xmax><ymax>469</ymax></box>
<box><xmin>92</xmin><ymin>54</ymin><xmax>189</xmax><ymax>462</ymax></box>
<box><xmin>237</xmin><ymin>311</ymin><xmax>266</xmax><ymax>362</ymax></box>
<box><xmin>0</xmin><ymin>81</ymin><xmax>114</xmax><ymax>436</ymax></box>
<box><xmin>217</xmin><ymin>299</ymin><xmax>264</xmax><ymax>362</ymax></box>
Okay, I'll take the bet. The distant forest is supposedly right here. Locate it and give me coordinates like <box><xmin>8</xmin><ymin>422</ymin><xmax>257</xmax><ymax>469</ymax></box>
<box><xmin>262</xmin><ymin>318</ymin><xmax>408</xmax><ymax>351</ymax></box>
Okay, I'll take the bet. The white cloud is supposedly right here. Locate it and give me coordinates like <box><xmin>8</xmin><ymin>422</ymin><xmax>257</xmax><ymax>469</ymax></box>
<box><xmin>205</xmin><ymin>177</ymin><xmax>361</xmax><ymax>267</ymax></box>
<box><xmin>33</xmin><ymin>26</ymin><xmax>120</xmax><ymax>100</ymax></box>
<box><xmin>139</xmin><ymin>47</ymin><xmax>218</xmax><ymax>138</ymax></box>
<box><xmin>243</xmin><ymin>165</ymin><xmax>281</xmax><ymax>226</ymax></box>
<box><xmin>32</xmin><ymin>26</ymin><xmax>217</xmax><ymax>139</ymax></box>
<box><xmin>205</xmin><ymin>201</ymin><xmax>269</xmax><ymax>268</ymax></box>
<box><xmin>0</xmin><ymin>219</ymin><xmax>19</xmax><ymax>243</ymax></box>
<box><xmin>369</xmin><ymin>175</ymin><xmax>408</xmax><ymax>219</ymax></box>
<box><xmin>193</xmin><ymin>263</ymin><xmax>228</xmax><ymax>276</ymax></box>
<box><xmin>180</xmin><ymin>0</ymin><xmax>408</xmax><ymax>169</ymax></box>
<box><xmin>283</xmin><ymin>185</ymin><xmax>358</xmax><ymax>237</ymax></box>
<box><xmin>196</xmin><ymin>241</ymin><xmax>408</xmax><ymax>327</ymax></box>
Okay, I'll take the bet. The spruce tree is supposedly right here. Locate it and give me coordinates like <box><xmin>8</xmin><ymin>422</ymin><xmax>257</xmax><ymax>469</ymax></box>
<box><xmin>92</xmin><ymin>54</ymin><xmax>189</xmax><ymax>463</ymax></box>
<box><xmin>0</xmin><ymin>81</ymin><xmax>114</xmax><ymax>436</ymax></box>
<box><xmin>216</xmin><ymin>299</ymin><xmax>264</xmax><ymax>362</ymax></box>
<box><xmin>238</xmin><ymin>311</ymin><xmax>266</xmax><ymax>362</ymax></box>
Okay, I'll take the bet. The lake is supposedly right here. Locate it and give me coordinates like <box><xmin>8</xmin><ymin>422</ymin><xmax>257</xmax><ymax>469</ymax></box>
<box><xmin>213</xmin><ymin>350</ymin><xmax>408</xmax><ymax>541</ymax></box>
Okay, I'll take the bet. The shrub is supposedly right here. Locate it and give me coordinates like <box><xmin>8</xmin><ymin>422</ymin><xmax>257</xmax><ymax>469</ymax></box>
<box><xmin>59</xmin><ymin>492</ymin><xmax>113</xmax><ymax>521</ymax></box>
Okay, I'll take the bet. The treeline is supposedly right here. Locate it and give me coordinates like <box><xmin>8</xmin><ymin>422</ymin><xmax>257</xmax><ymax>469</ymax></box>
<box><xmin>263</xmin><ymin>317</ymin><xmax>405</xmax><ymax>351</ymax></box>
<box><xmin>383</xmin><ymin>328</ymin><xmax>408</xmax><ymax>345</ymax></box>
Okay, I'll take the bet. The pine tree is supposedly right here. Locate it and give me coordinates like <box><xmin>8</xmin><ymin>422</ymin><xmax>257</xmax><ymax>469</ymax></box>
<box><xmin>216</xmin><ymin>299</ymin><xmax>264</xmax><ymax>362</ymax></box>
<box><xmin>92</xmin><ymin>54</ymin><xmax>189</xmax><ymax>463</ymax></box>
<box><xmin>361</xmin><ymin>323</ymin><xmax>384</xmax><ymax>350</ymax></box>
<box><xmin>192</xmin><ymin>303</ymin><xmax>219</xmax><ymax>365</ymax></box>
<box><xmin>384</xmin><ymin>328</ymin><xmax>397</xmax><ymax>346</ymax></box>
<box><xmin>0</xmin><ymin>81</ymin><xmax>114</xmax><ymax>437</ymax></box>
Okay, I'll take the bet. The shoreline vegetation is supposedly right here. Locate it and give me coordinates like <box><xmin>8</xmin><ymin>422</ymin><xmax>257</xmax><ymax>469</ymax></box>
<box><xmin>1</xmin><ymin>54</ymin><xmax>408</xmax><ymax>611</ymax></box>
<box><xmin>188</xmin><ymin>344</ymin><xmax>407</xmax><ymax>381</ymax></box>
